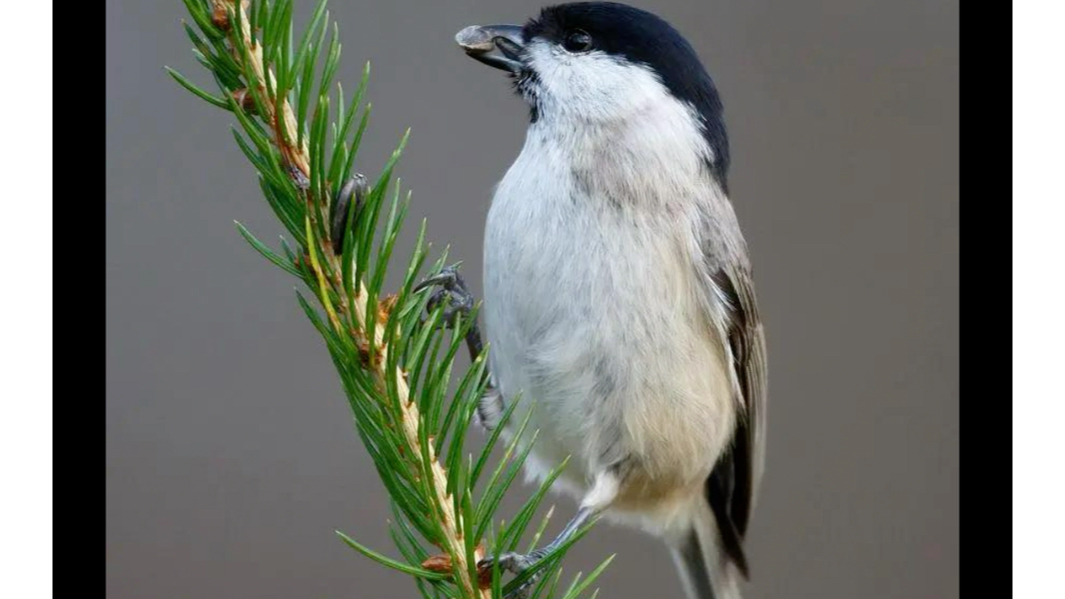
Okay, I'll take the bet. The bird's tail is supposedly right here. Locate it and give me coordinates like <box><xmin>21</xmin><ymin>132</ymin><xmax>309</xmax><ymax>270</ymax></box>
<box><xmin>667</xmin><ymin>499</ymin><xmax>745</xmax><ymax>599</ymax></box>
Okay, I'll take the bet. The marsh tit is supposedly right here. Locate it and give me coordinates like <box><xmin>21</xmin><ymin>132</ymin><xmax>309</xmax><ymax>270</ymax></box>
<box><xmin>412</xmin><ymin>3</ymin><xmax>769</xmax><ymax>598</ymax></box>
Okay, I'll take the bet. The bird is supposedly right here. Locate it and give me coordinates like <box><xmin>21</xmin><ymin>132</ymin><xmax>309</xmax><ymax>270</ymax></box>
<box><xmin>408</xmin><ymin>3</ymin><xmax>768</xmax><ymax>598</ymax></box>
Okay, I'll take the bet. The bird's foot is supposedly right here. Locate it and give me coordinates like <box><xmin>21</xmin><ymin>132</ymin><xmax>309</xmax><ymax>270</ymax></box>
<box><xmin>413</xmin><ymin>264</ymin><xmax>475</xmax><ymax>329</ymax></box>
<box><xmin>477</xmin><ymin>549</ymin><xmax>550</xmax><ymax>599</ymax></box>
<box><xmin>414</xmin><ymin>263</ymin><xmax>501</xmax><ymax>431</ymax></box>
<box><xmin>478</xmin><ymin>506</ymin><xmax>599</xmax><ymax>598</ymax></box>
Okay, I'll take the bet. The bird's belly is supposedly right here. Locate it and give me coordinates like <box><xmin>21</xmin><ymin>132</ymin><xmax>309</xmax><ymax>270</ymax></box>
<box><xmin>483</xmin><ymin>191</ymin><xmax>736</xmax><ymax>506</ymax></box>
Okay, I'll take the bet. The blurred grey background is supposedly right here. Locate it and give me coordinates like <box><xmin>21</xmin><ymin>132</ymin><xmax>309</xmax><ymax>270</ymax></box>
<box><xmin>106</xmin><ymin>1</ymin><xmax>958</xmax><ymax>598</ymax></box>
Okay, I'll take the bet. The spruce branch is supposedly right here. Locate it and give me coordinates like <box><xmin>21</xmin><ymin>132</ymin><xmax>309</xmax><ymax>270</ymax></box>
<box><xmin>168</xmin><ymin>1</ymin><xmax>612</xmax><ymax>598</ymax></box>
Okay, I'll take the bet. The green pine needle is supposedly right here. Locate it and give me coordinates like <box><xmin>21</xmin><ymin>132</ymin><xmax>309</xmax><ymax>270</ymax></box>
<box><xmin>172</xmin><ymin>1</ymin><xmax>607</xmax><ymax>597</ymax></box>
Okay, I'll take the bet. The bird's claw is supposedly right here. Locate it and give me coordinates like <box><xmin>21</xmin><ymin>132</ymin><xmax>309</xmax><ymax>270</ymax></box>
<box><xmin>413</xmin><ymin>264</ymin><xmax>502</xmax><ymax>425</ymax></box>
<box><xmin>477</xmin><ymin>550</ymin><xmax>548</xmax><ymax>599</ymax></box>
<box><xmin>413</xmin><ymin>264</ymin><xmax>474</xmax><ymax>329</ymax></box>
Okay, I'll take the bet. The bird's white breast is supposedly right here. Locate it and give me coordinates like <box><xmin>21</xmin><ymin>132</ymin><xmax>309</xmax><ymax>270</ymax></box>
<box><xmin>482</xmin><ymin>97</ymin><xmax>737</xmax><ymax>511</ymax></box>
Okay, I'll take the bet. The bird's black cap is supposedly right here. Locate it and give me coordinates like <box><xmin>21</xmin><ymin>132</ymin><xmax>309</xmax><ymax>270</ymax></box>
<box><xmin>524</xmin><ymin>2</ymin><xmax>730</xmax><ymax>189</ymax></box>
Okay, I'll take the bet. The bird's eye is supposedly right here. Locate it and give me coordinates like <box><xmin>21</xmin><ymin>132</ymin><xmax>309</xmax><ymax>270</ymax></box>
<box><xmin>563</xmin><ymin>30</ymin><xmax>593</xmax><ymax>52</ymax></box>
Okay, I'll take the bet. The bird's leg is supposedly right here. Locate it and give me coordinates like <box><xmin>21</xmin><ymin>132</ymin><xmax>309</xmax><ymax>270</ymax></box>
<box><xmin>413</xmin><ymin>265</ymin><xmax>480</xmax><ymax>358</ymax></box>
<box><xmin>330</xmin><ymin>174</ymin><xmax>508</xmax><ymax>429</ymax></box>
<box><xmin>478</xmin><ymin>469</ymin><xmax>621</xmax><ymax>598</ymax></box>
<box><xmin>475</xmin><ymin>384</ymin><xmax>506</xmax><ymax>433</ymax></box>
<box><xmin>412</xmin><ymin>265</ymin><xmax>505</xmax><ymax>431</ymax></box>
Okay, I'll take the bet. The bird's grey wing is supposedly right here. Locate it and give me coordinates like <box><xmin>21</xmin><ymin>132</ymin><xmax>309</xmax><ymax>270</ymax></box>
<box><xmin>696</xmin><ymin>227</ymin><xmax>768</xmax><ymax>580</ymax></box>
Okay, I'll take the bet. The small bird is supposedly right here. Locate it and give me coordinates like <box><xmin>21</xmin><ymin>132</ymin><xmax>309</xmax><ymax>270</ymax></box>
<box><xmin>416</xmin><ymin>3</ymin><xmax>768</xmax><ymax>598</ymax></box>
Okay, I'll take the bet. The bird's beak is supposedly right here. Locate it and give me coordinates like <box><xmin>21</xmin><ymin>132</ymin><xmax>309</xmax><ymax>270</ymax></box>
<box><xmin>455</xmin><ymin>24</ymin><xmax>525</xmax><ymax>73</ymax></box>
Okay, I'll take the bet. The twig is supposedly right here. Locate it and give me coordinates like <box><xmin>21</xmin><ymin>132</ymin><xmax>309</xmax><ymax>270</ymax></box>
<box><xmin>209</xmin><ymin>1</ymin><xmax>487</xmax><ymax>596</ymax></box>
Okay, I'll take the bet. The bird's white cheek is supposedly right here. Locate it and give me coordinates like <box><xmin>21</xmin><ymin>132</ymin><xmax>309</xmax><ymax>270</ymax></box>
<box><xmin>526</xmin><ymin>43</ymin><xmax>664</xmax><ymax>122</ymax></box>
